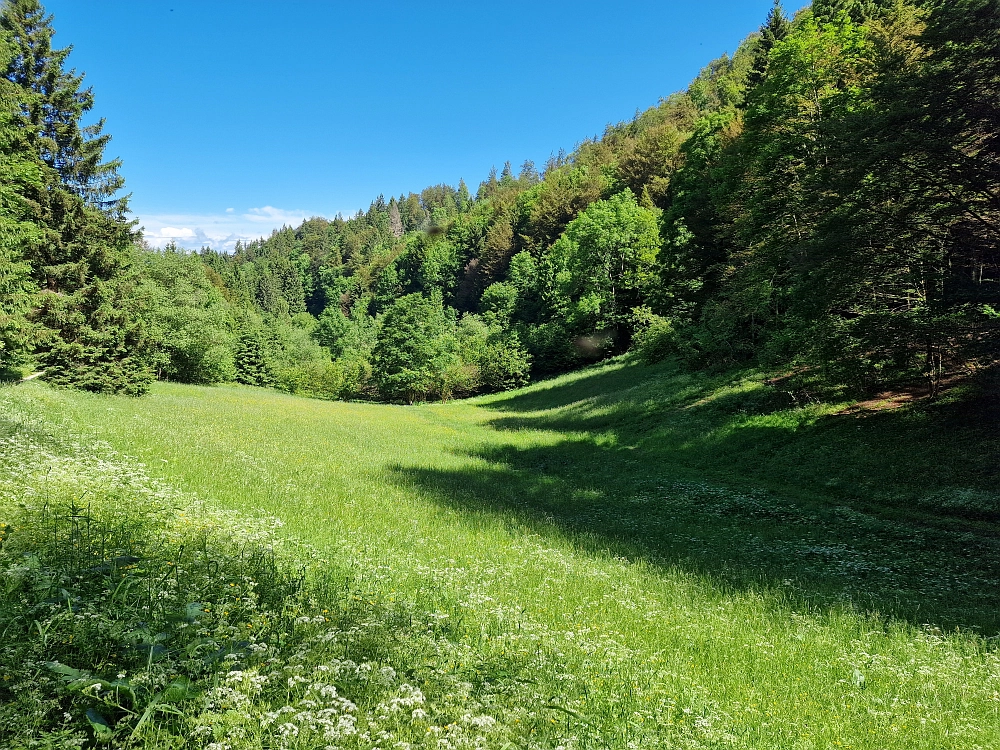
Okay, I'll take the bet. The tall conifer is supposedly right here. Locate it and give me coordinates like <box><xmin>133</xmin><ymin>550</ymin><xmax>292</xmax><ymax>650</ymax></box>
<box><xmin>0</xmin><ymin>29</ymin><xmax>40</xmax><ymax>372</ymax></box>
<box><xmin>0</xmin><ymin>0</ymin><xmax>124</xmax><ymax>208</ymax></box>
<box><xmin>747</xmin><ymin>1</ymin><xmax>791</xmax><ymax>92</ymax></box>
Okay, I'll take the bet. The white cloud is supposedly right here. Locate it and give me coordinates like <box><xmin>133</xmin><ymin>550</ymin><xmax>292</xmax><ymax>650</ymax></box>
<box><xmin>242</xmin><ymin>206</ymin><xmax>311</xmax><ymax>224</ymax></box>
<box><xmin>158</xmin><ymin>226</ymin><xmax>196</xmax><ymax>239</ymax></box>
<box><xmin>136</xmin><ymin>206</ymin><xmax>340</xmax><ymax>253</ymax></box>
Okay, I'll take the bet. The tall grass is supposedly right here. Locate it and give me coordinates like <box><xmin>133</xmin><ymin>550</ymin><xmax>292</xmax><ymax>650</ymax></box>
<box><xmin>2</xmin><ymin>359</ymin><xmax>999</xmax><ymax>748</ymax></box>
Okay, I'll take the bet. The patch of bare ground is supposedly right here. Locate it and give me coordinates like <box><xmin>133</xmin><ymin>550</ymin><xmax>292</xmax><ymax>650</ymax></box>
<box><xmin>837</xmin><ymin>373</ymin><xmax>974</xmax><ymax>415</ymax></box>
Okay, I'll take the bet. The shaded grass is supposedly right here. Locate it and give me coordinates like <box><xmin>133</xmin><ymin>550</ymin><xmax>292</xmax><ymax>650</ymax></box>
<box><xmin>4</xmin><ymin>358</ymin><xmax>1000</xmax><ymax>748</ymax></box>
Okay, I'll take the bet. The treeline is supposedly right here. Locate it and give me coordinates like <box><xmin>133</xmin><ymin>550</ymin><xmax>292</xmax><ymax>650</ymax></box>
<box><xmin>2</xmin><ymin>0</ymin><xmax>997</xmax><ymax>401</ymax></box>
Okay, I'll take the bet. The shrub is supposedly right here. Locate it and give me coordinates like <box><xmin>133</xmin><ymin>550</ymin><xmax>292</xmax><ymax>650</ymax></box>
<box><xmin>522</xmin><ymin>321</ymin><xmax>583</xmax><ymax>376</ymax></box>
<box><xmin>632</xmin><ymin>310</ymin><xmax>678</xmax><ymax>364</ymax></box>
<box><xmin>478</xmin><ymin>334</ymin><xmax>532</xmax><ymax>392</ymax></box>
<box><xmin>276</xmin><ymin>359</ymin><xmax>346</xmax><ymax>399</ymax></box>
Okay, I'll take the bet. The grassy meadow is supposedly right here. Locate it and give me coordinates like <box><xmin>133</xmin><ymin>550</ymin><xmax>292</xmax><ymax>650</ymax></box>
<box><xmin>2</xmin><ymin>358</ymin><xmax>999</xmax><ymax>748</ymax></box>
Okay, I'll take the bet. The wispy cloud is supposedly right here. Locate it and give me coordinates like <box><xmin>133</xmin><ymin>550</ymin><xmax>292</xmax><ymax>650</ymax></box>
<box><xmin>136</xmin><ymin>206</ymin><xmax>338</xmax><ymax>252</ymax></box>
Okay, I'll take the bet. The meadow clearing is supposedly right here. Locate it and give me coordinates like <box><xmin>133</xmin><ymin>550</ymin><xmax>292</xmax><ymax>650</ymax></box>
<box><xmin>2</xmin><ymin>358</ymin><xmax>999</xmax><ymax>748</ymax></box>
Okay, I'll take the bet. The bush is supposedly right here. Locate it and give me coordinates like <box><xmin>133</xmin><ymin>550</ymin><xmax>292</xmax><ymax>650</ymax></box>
<box><xmin>432</xmin><ymin>358</ymin><xmax>480</xmax><ymax>401</ymax></box>
<box><xmin>522</xmin><ymin>321</ymin><xmax>584</xmax><ymax>377</ymax></box>
<box><xmin>632</xmin><ymin>310</ymin><xmax>678</xmax><ymax>364</ymax></box>
<box><xmin>478</xmin><ymin>334</ymin><xmax>531</xmax><ymax>392</ymax></box>
<box><xmin>277</xmin><ymin>359</ymin><xmax>346</xmax><ymax>399</ymax></box>
<box><xmin>140</xmin><ymin>250</ymin><xmax>235</xmax><ymax>385</ymax></box>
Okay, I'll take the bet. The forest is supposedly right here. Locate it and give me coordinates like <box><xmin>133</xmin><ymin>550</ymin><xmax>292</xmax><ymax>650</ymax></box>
<box><xmin>1</xmin><ymin>0</ymin><xmax>997</xmax><ymax>402</ymax></box>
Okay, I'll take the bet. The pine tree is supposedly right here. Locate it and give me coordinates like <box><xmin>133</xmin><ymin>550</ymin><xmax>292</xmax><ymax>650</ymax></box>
<box><xmin>0</xmin><ymin>0</ymin><xmax>124</xmax><ymax>208</ymax></box>
<box><xmin>747</xmin><ymin>1</ymin><xmax>791</xmax><ymax>92</ymax></box>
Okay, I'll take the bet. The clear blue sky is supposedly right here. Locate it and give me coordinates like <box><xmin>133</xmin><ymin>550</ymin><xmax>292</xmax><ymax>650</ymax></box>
<box><xmin>43</xmin><ymin>0</ymin><xmax>803</xmax><ymax>250</ymax></box>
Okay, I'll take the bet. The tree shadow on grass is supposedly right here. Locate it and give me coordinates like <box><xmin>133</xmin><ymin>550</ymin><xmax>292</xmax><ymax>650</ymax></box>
<box><xmin>393</xmin><ymin>360</ymin><xmax>1000</xmax><ymax>634</ymax></box>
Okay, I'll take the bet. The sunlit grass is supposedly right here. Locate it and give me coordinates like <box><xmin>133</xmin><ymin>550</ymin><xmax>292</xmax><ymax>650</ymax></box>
<box><xmin>3</xmin><ymin>358</ymin><xmax>999</xmax><ymax>748</ymax></box>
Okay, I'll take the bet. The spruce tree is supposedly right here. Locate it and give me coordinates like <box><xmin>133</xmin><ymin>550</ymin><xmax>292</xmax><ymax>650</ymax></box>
<box><xmin>747</xmin><ymin>1</ymin><xmax>791</xmax><ymax>92</ymax></box>
<box><xmin>234</xmin><ymin>327</ymin><xmax>275</xmax><ymax>387</ymax></box>
<box><xmin>0</xmin><ymin>0</ymin><xmax>124</xmax><ymax>208</ymax></box>
<box><xmin>1</xmin><ymin>0</ymin><xmax>152</xmax><ymax>393</ymax></box>
<box><xmin>0</xmin><ymin>30</ymin><xmax>40</xmax><ymax>374</ymax></box>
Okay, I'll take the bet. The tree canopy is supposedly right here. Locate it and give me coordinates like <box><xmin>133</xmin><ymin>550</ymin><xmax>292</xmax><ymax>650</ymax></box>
<box><xmin>1</xmin><ymin>0</ymin><xmax>996</xmax><ymax>400</ymax></box>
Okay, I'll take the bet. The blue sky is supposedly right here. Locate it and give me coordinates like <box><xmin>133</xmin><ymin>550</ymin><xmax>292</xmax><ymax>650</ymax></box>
<box><xmin>43</xmin><ymin>0</ymin><xmax>804</xmax><ymax>250</ymax></box>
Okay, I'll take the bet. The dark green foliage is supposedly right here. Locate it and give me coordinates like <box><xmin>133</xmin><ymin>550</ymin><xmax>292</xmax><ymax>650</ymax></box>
<box><xmin>812</xmin><ymin>0</ymin><xmax>892</xmax><ymax>24</ymax></box>
<box><xmin>747</xmin><ymin>1</ymin><xmax>791</xmax><ymax>91</ymax></box>
<box><xmin>233</xmin><ymin>324</ymin><xmax>275</xmax><ymax>387</ymax></box>
<box><xmin>478</xmin><ymin>333</ymin><xmax>532</xmax><ymax>392</ymax></box>
<box><xmin>632</xmin><ymin>310</ymin><xmax>679</xmax><ymax>364</ymax></box>
<box><xmin>38</xmin><ymin>273</ymin><xmax>154</xmax><ymax>396</ymax></box>
<box><xmin>0</xmin><ymin>0</ymin><xmax>123</xmax><ymax>207</ymax></box>
<box><xmin>7</xmin><ymin>0</ymin><xmax>992</xmax><ymax>403</ymax></box>
<box><xmin>0</xmin><ymin>0</ymin><xmax>150</xmax><ymax>393</ymax></box>
<box><xmin>0</xmin><ymin>33</ymin><xmax>39</xmax><ymax>374</ymax></box>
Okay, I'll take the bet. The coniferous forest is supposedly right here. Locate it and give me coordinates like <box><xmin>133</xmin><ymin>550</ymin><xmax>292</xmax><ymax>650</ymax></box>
<box><xmin>1</xmin><ymin>0</ymin><xmax>998</xmax><ymax>401</ymax></box>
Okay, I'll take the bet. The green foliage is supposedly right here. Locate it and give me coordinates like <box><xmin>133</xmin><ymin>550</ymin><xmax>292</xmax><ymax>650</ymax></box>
<box><xmin>548</xmin><ymin>189</ymin><xmax>661</xmax><ymax>341</ymax></box>
<box><xmin>747</xmin><ymin>1</ymin><xmax>792</xmax><ymax>91</ymax></box>
<box><xmin>1</xmin><ymin>0</ymin><xmax>124</xmax><ymax>206</ymax></box>
<box><xmin>39</xmin><ymin>264</ymin><xmax>155</xmax><ymax>397</ymax></box>
<box><xmin>233</xmin><ymin>323</ymin><xmax>275</xmax><ymax>388</ymax></box>
<box><xmin>477</xmin><ymin>332</ymin><xmax>531</xmax><ymax>391</ymax></box>
<box><xmin>0</xmin><ymin>1</ymin><xmax>150</xmax><ymax>393</ymax></box>
<box><xmin>0</xmin><ymin>34</ymin><xmax>39</xmax><ymax>374</ymax></box>
<box><xmin>6</xmin><ymin>0</ymin><xmax>988</xmax><ymax>401</ymax></box>
<box><xmin>632</xmin><ymin>308</ymin><xmax>679</xmax><ymax>364</ymax></box>
<box><xmin>140</xmin><ymin>247</ymin><xmax>235</xmax><ymax>384</ymax></box>
<box><xmin>479</xmin><ymin>281</ymin><xmax>517</xmax><ymax>323</ymax></box>
<box><xmin>371</xmin><ymin>293</ymin><xmax>454</xmax><ymax>402</ymax></box>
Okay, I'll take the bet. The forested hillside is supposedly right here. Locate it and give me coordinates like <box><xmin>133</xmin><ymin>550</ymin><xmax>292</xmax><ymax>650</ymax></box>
<box><xmin>1</xmin><ymin>0</ymin><xmax>998</xmax><ymax>401</ymax></box>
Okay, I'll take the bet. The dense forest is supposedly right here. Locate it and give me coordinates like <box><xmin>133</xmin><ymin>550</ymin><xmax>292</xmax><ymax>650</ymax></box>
<box><xmin>1</xmin><ymin>0</ymin><xmax>997</xmax><ymax>402</ymax></box>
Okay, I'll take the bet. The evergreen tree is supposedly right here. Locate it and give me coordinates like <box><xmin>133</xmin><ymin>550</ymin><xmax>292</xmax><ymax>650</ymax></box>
<box><xmin>0</xmin><ymin>0</ymin><xmax>123</xmax><ymax>207</ymax></box>
<box><xmin>0</xmin><ymin>30</ymin><xmax>39</xmax><ymax>373</ymax></box>
<box><xmin>456</xmin><ymin>179</ymin><xmax>471</xmax><ymax>211</ymax></box>
<box><xmin>0</xmin><ymin>0</ymin><xmax>151</xmax><ymax>393</ymax></box>
<box><xmin>747</xmin><ymin>1</ymin><xmax>791</xmax><ymax>91</ymax></box>
<box><xmin>234</xmin><ymin>325</ymin><xmax>275</xmax><ymax>387</ymax></box>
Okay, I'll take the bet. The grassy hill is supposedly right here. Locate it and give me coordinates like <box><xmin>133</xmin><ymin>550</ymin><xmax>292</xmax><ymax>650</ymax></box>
<box><xmin>2</xmin><ymin>359</ymin><xmax>999</xmax><ymax>748</ymax></box>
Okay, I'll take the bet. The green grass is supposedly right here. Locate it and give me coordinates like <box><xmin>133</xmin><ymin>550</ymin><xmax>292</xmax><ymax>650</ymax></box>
<box><xmin>3</xmin><ymin>357</ymin><xmax>1000</xmax><ymax>748</ymax></box>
